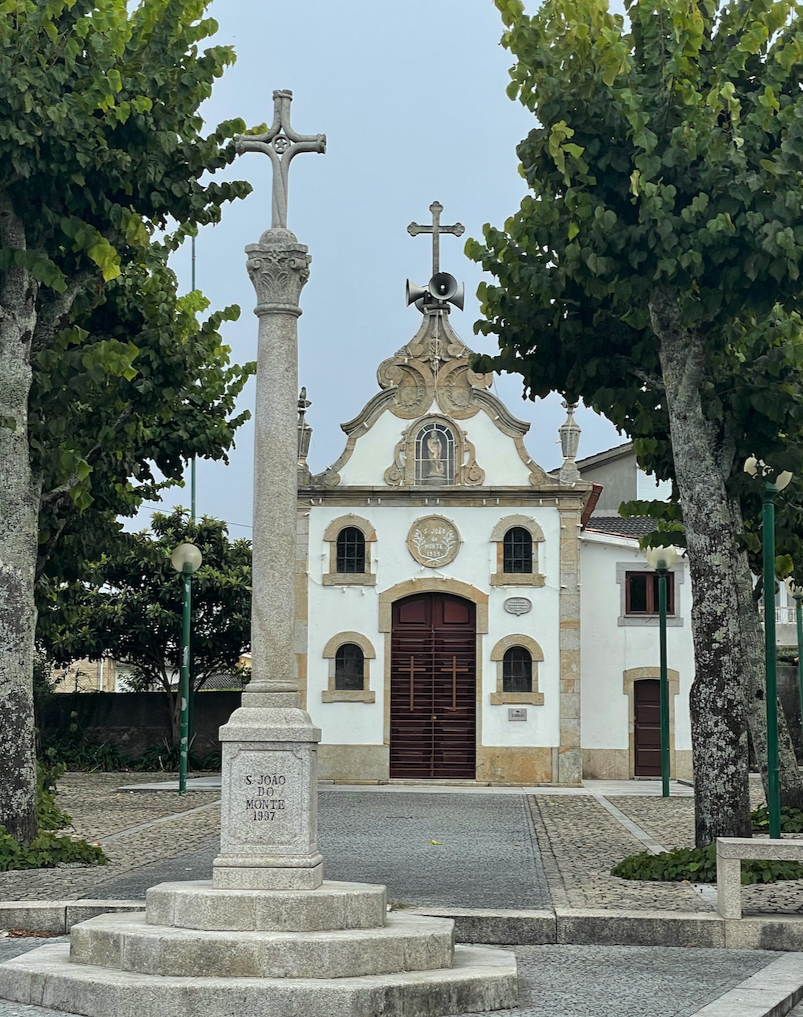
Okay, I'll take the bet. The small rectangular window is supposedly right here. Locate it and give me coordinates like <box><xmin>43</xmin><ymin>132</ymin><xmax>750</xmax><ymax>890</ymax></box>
<box><xmin>625</xmin><ymin>571</ymin><xmax>675</xmax><ymax>615</ymax></box>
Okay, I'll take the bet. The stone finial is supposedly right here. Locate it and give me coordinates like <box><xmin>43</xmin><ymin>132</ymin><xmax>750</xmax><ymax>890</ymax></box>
<box><xmin>298</xmin><ymin>387</ymin><xmax>312</xmax><ymax>467</ymax></box>
<box><xmin>559</xmin><ymin>400</ymin><xmax>582</xmax><ymax>483</ymax></box>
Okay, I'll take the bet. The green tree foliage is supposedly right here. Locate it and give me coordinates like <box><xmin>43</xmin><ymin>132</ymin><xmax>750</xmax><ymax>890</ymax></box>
<box><xmin>0</xmin><ymin>0</ymin><xmax>252</xmax><ymax>844</ymax></box>
<box><xmin>34</xmin><ymin>243</ymin><xmax>254</xmax><ymax>593</ymax></box>
<box><xmin>469</xmin><ymin>0</ymin><xmax>803</xmax><ymax>844</ymax></box>
<box><xmin>42</xmin><ymin>509</ymin><xmax>252</xmax><ymax>746</ymax></box>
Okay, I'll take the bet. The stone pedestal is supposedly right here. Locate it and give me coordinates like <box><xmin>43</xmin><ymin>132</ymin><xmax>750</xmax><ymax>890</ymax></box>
<box><xmin>213</xmin><ymin>707</ymin><xmax>323</xmax><ymax>890</ymax></box>
<box><xmin>0</xmin><ymin>879</ymin><xmax>518</xmax><ymax>1016</ymax></box>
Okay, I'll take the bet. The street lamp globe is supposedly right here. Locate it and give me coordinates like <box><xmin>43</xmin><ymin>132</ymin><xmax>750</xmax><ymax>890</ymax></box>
<box><xmin>170</xmin><ymin>542</ymin><xmax>203</xmax><ymax>574</ymax></box>
<box><xmin>645</xmin><ymin>545</ymin><xmax>678</xmax><ymax>571</ymax></box>
<box><xmin>743</xmin><ymin>456</ymin><xmax>793</xmax><ymax>491</ymax></box>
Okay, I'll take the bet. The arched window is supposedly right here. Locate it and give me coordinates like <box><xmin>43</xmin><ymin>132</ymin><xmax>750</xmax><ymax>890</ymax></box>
<box><xmin>334</xmin><ymin>644</ymin><xmax>365</xmax><ymax>691</ymax></box>
<box><xmin>336</xmin><ymin>527</ymin><xmax>365</xmax><ymax>573</ymax></box>
<box><xmin>503</xmin><ymin>527</ymin><xmax>533</xmax><ymax>574</ymax></box>
<box><xmin>415</xmin><ymin>421</ymin><xmax>455</xmax><ymax>485</ymax></box>
<box><xmin>502</xmin><ymin>646</ymin><xmax>532</xmax><ymax>693</ymax></box>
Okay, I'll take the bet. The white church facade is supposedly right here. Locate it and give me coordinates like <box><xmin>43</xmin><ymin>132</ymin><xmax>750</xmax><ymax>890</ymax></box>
<box><xmin>293</xmin><ymin>232</ymin><xmax>695</xmax><ymax>785</ymax></box>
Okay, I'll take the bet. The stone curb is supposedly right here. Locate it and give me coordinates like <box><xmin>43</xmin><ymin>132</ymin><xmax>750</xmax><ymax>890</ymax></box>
<box><xmin>689</xmin><ymin>952</ymin><xmax>803</xmax><ymax>1017</ymax></box>
<box><xmin>5</xmin><ymin>900</ymin><xmax>803</xmax><ymax>955</ymax></box>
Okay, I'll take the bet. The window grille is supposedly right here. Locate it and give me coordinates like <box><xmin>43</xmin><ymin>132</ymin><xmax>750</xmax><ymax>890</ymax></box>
<box><xmin>414</xmin><ymin>421</ymin><xmax>455</xmax><ymax>485</ymax></box>
<box><xmin>625</xmin><ymin>572</ymin><xmax>675</xmax><ymax>615</ymax></box>
<box><xmin>502</xmin><ymin>646</ymin><xmax>532</xmax><ymax>693</ymax></box>
<box><xmin>335</xmin><ymin>644</ymin><xmax>365</xmax><ymax>691</ymax></box>
<box><xmin>503</xmin><ymin>527</ymin><xmax>533</xmax><ymax>573</ymax></box>
<box><xmin>336</xmin><ymin>527</ymin><xmax>366</xmax><ymax>573</ymax></box>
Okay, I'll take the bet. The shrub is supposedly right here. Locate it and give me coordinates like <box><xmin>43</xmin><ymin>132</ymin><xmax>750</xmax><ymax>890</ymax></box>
<box><xmin>612</xmin><ymin>844</ymin><xmax>803</xmax><ymax>884</ymax></box>
<box><xmin>0</xmin><ymin>763</ymin><xmax>106</xmax><ymax>872</ymax></box>
<box><xmin>752</xmin><ymin>805</ymin><xmax>803</xmax><ymax>833</ymax></box>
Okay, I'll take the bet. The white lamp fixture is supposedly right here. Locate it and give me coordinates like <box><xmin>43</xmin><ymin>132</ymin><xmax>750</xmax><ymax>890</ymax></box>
<box><xmin>744</xmin><ymin>456</ymin><xmax>793</xmax><ymax>491</ymax></box>
<box><xmin>785</xmin><ymin>576</ymin><xmax>803</xmax><ymax>599</ymax></box>
<box><xmin>170</xmin><ymin>542</ymin><xmax>203</xmax><ymax>574</ymax></box>
<box><xmin>645</xmin><ymin>545</ymin><xmax>678</xmax><ymax>571</ymax></box>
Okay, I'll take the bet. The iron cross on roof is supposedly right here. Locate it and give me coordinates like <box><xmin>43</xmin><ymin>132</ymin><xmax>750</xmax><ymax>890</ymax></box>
<box><xmin>407</xmin><ymin>201</ymin><xmax>465</xmax><ymax>277</ymax></box>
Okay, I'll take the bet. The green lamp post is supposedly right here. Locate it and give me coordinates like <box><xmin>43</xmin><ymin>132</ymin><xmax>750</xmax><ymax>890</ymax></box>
<box><xmin>170</xmin><ymin>541</ymin><xmax>203</xmax><ymax>795</ymax></box>
<box><xmin>645</xmin><ymin>544</ymin><xmax>678</xmax><ymax>798</ymax></box>
<box><xmin>744</xmin><ymin>457</ymin><xmax>792</xmax><ymax>840</ymax></box>
<box><xmin>785</xmin><ymin>576</ymin><xmax>803</xmax><ymax>770</ymax></box>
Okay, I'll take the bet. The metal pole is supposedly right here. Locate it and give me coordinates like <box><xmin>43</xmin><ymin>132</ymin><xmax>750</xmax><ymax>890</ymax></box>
<box><xmin>763</xmin><ymin>484</ymin><xmax>781</xmax><ymax>838</ymax></box>
<box><xmin>658</xmin><ymin>566</ymin><xmax>670</xmax><ymax>797</ymax></box>
<box><xmin>189</xmin><ymin>235</ymin><xmax>197</xmax><ymax>754</ymax></box>
<box><xmin>797</xmin><ymin>596</ymin><xmax>803</xmax><ymax>766</ymax></box>
<box><xmin>179</xmin><ymin>565</ymin><xmax>192</xmax><ymax>796</ymax></box>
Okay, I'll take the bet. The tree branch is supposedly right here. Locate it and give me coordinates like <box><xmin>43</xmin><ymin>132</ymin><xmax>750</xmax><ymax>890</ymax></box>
<box><xmin>31</xmin><ymin>271</ymin><xmax>93</xmax><ymax>353</ymax></box>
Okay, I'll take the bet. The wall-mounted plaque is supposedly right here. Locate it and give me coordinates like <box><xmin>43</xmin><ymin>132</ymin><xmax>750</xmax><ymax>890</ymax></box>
<box><xmin>508</xmin><ymin>708</ymin><xmax>528</xmax><ymax>722</ymax></box>
<box><xmin>406</xmin><ymin>515</ymin><xmax>461</xmax><ymax>568</ymax></box>
<box><xmin>504</xmin><ymin>597</ymin><xmax>532</xmax><ymax>616</ymax></box>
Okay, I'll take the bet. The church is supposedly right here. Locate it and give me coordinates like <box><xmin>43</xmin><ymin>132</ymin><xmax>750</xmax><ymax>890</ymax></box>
<box><xmin>293</xmin><ymin>204</ymin><xmax>695</xmax><ymax>786</ymax></box>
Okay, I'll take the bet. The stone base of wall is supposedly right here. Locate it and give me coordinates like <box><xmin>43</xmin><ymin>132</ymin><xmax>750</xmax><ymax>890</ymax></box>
<box><xmin>582</xmin><ymin>748</ymin><xmax>630</xmax><ymax>780</ymax></box>
<box><xmin>476</xmin><ymin>746</ymin><xmax>553</xmax><ymax>785</ymax></box>
<box><xmin>318</xmin><ymin>744</ymin><xmax>389</xmax><ymax>781</ymax></box>
<box><xmin>582</xmin><ymin>747</ymin><xmax>694</xmax><ymax>781</ymax></box>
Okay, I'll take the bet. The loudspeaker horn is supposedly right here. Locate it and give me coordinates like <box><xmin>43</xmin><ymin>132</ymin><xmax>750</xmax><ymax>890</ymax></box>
<box><xmin>405</xmin><ymin>279</ymin><xmax>428</xmax><ymax>307</ymax></box>
<box><xmin>429</xmin><ymin>272</ymin><xmax>465</xmax><ymax>311</ymax></box>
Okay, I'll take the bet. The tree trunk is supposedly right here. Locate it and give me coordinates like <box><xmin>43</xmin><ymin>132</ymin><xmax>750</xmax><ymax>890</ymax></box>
<box><xmin>729</xmin><ymin>501</ymin><xmax>803</xmax><ymax>810</ymax></box>
<box><xmin>650</xmin><ymin>286</ymin><xmax>752</xmax><ymax>846</ymax></box>
<box><xmin>0</xmin><ymin>193</ymin><xmax>39</xmax><ymax>845</ymax></box>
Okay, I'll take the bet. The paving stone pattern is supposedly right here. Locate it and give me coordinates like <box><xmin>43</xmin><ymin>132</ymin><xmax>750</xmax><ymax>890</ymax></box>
<box><xmin>528</xmin><ymin>795</ymin><xmax>710</xmax><ymax>912</ymax></box>
<box><xmin>317</xmin><ymin>790</ymin><xmax>551</xmax><ymax>909</ymax></box>
<box><xmin>0</xmin><ymin>939</ymin><xmax>777</xmax><ymax>1017</ymax></box>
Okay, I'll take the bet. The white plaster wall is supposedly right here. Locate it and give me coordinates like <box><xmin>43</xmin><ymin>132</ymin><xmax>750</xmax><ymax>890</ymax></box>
<box><xmin>579</xmin><ymin>535</ymin><xmax>695</xmax><ymax>752</ymax></box>
<box><xmin>304</xmin><ymin>502</ymin><xmax>562</xmax><ymax>748</ymax></box>
<box><xmin>636</xmin><ymin>469</ymin><xmax>672</xmax><ymax>503</ymax></box>
<box><xmin>334</xmin><ymin>400</ymin><xmax>539</xmax><ymax>488</ymax></box>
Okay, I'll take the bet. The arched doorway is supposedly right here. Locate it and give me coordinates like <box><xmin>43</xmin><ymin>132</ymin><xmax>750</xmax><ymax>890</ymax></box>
<box><xmin>390</xmin><ymin>592</ymin><xmax>477</xmax><ymax>779</ymax></box>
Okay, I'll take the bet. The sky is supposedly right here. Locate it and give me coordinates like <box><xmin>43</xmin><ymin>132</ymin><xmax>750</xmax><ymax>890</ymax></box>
<box><xmin>128</xmin><ymin>0</ymin><xmax>623</xmax><ymax>538</ymax></box>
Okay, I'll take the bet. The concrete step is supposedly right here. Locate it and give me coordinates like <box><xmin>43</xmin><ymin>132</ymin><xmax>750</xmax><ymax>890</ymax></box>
<box><xmin>0</xmin><ymin>941</ymin><xmax>517</xmax><ymax>1017</ymax></box>
<box><xmin>145</xmin><ymin>879</ymin><xmax>386</xmax><ymax>932</ymax></box>
<box><xmin>70</xmin><ymin>911</ymin><xmax>455</xmax><ymax>979</ymax></box>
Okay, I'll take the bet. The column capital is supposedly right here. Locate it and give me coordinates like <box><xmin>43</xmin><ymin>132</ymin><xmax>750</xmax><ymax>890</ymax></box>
<box><xmin>246</xmin><ymin>229</ymin><xmax>311</xmax><ymax>311</ymax></box>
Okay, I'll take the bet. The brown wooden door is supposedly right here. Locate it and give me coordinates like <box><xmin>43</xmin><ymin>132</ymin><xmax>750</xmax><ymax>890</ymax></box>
<box><xmin>634</xmin><ymin>679</ymin><xmax>661</xmax><ymax>776</ymax></box>
<box><xmin>390</xmin><ymin>593</ymin><xmax>476</xmax><ymax>779</ymax></box>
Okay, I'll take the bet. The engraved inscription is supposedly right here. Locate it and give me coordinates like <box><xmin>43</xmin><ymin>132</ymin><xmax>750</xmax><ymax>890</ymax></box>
<box><xmin>244</xmin><ymin>773</ymin><xmax>287</xmax><ymax>822</ymax></box>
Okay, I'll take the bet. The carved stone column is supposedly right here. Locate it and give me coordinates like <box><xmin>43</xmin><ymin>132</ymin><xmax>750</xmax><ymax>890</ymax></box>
<box><xmin>213</xmin><ymin>227</ymin><xmax>323</xmax><ymax>891</ymax></box>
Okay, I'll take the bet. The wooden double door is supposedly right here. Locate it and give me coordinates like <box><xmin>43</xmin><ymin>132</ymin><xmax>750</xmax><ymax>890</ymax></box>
<box><xmin>390</xmin><ymin>593</ymin><xmax>476</xmax><ymax>779</ymax></box>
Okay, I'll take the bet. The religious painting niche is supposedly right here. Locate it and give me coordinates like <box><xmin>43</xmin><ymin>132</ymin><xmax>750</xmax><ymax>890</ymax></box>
<box><xmin>415</xmin><ymin>421</ymin><xmax>455</xmax><ymax>485</ymax></box>
<box><xmin>384</xmin><ymin>414</ymin><xmax>485</xmax><ymax>487</ymax></box>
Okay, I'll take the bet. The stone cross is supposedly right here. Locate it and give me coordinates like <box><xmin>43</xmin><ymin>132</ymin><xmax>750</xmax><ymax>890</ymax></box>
<box><xmin>236</xmin><ymin>90</ymin><xmax>326</xmax><ymax>230</ymax></box>
<box><xmin>212</xmin><ymin>95</ymin><xmax>326</xmax><ymax>893</ymax></box>
<box><xmin>407</xmin><ymin>201</ymin><xmax>465</xmax><ymax>276</ymax></box>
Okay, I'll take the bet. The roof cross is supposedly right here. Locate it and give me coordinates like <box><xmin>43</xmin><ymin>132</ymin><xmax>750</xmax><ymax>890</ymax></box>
<box><xmin>235</xmin><ymin>90</ymin><xmax>326</xmax><ymax>230</ymax></box>
<box><xmin>407</xmin><ymin>201</ymin><xmax>464</xmax><ymax>276</ymax></box>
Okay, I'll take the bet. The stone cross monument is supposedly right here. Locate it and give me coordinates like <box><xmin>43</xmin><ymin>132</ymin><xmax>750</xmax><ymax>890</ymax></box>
<box><xmin>212</xmin><ymin>90</ymin><xmax>327</xmax><ymax>891</ymax></box>
<box><xmin>0</xmin><ymin>92</ymin><xmax>518</xmax><ymax>1014</ymax></box>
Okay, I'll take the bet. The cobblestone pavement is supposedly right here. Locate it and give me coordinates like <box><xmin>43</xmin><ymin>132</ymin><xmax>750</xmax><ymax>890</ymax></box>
<box><xmin>0</xmin><ymin>939</ymin><xmax>778</xmax><ymax>1017</ymax></box>
<box><xmin>0</xmin><ymin>772</ymin><xmax>221</xmax><ymax>902</ymax></box>
<box><xmin>2</xmin><ymin>772</ymin><xmax>803</xmax><ymax>920</ymax></box>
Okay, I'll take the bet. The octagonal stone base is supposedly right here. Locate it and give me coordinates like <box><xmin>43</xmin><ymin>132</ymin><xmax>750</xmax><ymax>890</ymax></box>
<box><xmin>145</xmin><ymin>879</ymin><xmax>387</xmax><ymax>932</ymax></box>
<box><xmin>0</xmin><ymin>942</ymin><xmax>518</xmax><ymax>1017</ymax></box>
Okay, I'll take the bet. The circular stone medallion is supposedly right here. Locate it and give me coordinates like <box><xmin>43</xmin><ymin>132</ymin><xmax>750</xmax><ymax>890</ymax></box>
<box><xmin>407</xmin><ymin>515</ymin><xmax>461</xmax><ymax>568</ymax></box>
